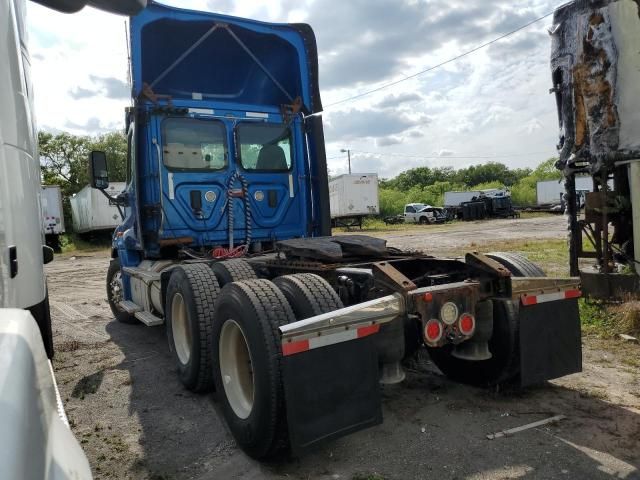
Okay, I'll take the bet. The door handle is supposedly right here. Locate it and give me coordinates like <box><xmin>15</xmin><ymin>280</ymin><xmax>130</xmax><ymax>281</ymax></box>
<box><xmin>9</xmin><ymin>246</ymin><xmax>17</xmax><ymax>278</ymax></box>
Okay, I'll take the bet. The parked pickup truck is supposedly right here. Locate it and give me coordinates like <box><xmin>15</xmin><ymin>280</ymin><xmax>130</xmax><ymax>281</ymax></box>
<box><xmin>403</xmin><ymin>203</ymin><xmax>446</xmax><ymax>224</ymax></box>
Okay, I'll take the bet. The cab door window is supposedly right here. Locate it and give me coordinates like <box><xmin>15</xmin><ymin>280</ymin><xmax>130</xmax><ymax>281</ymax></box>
<box><xmin>237</xmin><ymin>123</ymin><xmax>292</xmax><ymax>172</ymax></box>
<box><xmin>162</xmin><ymin>118</ymin><xmax>227</xmax><ymax>171</ymax></box>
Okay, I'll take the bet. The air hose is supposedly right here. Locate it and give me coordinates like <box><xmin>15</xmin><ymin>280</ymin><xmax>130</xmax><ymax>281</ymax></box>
<box><xmin>217</xmin><ymin>171</ymin><xmax>251</xmax><ymax>259</ymax></box>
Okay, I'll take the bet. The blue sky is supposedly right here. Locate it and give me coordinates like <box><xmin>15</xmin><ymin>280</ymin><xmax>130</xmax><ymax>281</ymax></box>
<box><xmin>26</xmin><ymin>0</ymin><xmax>563</xmax><ymax>178</ymax></box>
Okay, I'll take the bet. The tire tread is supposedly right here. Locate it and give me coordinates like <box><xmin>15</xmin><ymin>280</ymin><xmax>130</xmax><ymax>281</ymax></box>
<box><xmin>273</xmin><ymin>273</ymin><xmax>343</xmax><ymax>319</ymax></box>
<box><xmin>170</xmin><ymin>263</ymin><xmax>220</xmax><ymax>392</ymax></box>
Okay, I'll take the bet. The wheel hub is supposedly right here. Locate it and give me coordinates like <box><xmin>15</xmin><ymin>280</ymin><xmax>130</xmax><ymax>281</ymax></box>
<box><xmin>171</xmin><ymin>293</ymin><xmax>192</xmax><ymax>365</ymax></box>
<box><xmin>219</xmin><ymin>319</ymin><xmax>254</xmax><ymax>419</ymax></box>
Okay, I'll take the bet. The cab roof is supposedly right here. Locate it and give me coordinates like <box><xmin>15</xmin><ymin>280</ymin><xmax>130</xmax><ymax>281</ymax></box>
<box><xmin>129</xmin><ymin>1</ymin><xmax>322</xmax><ymax>113</ymax></box>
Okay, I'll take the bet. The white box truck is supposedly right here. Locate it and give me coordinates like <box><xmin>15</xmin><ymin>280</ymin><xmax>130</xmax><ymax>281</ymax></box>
<box><xmin>443</xmin><ymin>190</ymin><xmax>482</xmax><ymax>207</ymax></box>
<box><xmin>41</xmin><ymin>185</ymin><xmax>65</xmax><ymax>251</ymax></box>
<box><xmin>329</xmin><ymin>173</ymin><xmax>379</xmax><ymax>228</ymax></box>
<box><xmin>536</xmin><ymin>177</ymin><xmax>594</xmax><ymax>205</ymax></box>
<box><xmin>71</xmin><ymin>182</ymin><xmax>125</xmax><ymax>233</ymax></box>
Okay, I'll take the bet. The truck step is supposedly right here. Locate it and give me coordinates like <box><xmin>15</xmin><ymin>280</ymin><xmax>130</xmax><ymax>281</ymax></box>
<box><xmin>122</xmin><ymin>267</ymin><xmax>161</xmax><ymax>282</ymax></box>
<box><xmin>119</xmin><ymin>300</ymin><xmax>143</xmax><ymax>314</ymax></box>
<box><xmin>134</xmin><ymin>310</ymin><xmax>164</xmax><ymax>327</ymax></box>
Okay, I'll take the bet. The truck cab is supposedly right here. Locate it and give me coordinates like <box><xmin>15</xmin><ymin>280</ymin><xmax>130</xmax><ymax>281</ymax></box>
<box><xmin>110</xmin><ymin>3</ymin><xmax>328</xmax><ymax>267</ymax></box>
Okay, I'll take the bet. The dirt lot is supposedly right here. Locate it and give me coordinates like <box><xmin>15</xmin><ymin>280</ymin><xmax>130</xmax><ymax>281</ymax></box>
<box><xmin>47</xmin><ymin>215</ymin><xmax>640</xmax><ymax>480</ymax></box>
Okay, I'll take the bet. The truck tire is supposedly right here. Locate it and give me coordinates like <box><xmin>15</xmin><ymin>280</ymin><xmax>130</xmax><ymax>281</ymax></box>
<box><xmin>427</xmin><ymin>299</ymin><xmax>520</xmax><ymax>386</ymax></box>
<box><xmin>485</xmin><ymin>252</ymin><xmax>546</xmax><ymax>277</ymax></box>
<box><xmin>272</xmin><ymin>273</ymin><xmax>343</xmax><ymax>319</ymax></box>
<box><xmin>166</xmin><ymin>264</ymin><xmax>220</xmax><ymax>393</ymax></box>
<box><xmin>419</xmin><ymin>216</ymin><xmax>429</xmax><ymax>225</ymax></box>
<box><xmin>211</xmin><ymin>279</ymin><xmax>295</xmax><ymax>459</ymax></box>
<box><xmin>210</xmin><ymin>259</ymin><xmax>257</xmax><ymax>286</ymax></box>
<box><xmin>107</xmin><ymin>258</ymin><xmax>137</xmax><ymax>324</ymax></box>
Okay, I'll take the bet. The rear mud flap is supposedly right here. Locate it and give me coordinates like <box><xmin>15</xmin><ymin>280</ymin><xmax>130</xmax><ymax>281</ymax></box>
<box><xmin>281</xmin><ymin>336</ymin><xmax>382</xmax><ymax>455</ymax></box>
<box><xmin>519</xmin><ymin>298</ymin><xmax>582</xmax><ymax>386</ymax></box>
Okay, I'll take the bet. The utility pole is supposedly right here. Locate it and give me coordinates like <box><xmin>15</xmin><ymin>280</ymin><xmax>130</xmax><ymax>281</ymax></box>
<box><xmin>341</xmin><ymin>148</ymin><xmax>351</xmax><ymax>174</ymax></box>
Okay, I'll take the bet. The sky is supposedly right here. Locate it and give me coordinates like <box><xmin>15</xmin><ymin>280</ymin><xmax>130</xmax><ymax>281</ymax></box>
<box><xmin>26</xmin><ymin>0</ymin><xmax>565</xmax><ymax>179</ymax></box>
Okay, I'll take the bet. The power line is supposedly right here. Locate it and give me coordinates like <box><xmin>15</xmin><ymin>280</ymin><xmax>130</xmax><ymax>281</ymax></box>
<box><xmin>323</xmin><ymin>10</ymin><xmax>555</xmax><ymax>110</ymax></box>
<box><xmin>328</xmin><ymin>150</ymin><xmax>552</xmax><ymax>160</ymax></box>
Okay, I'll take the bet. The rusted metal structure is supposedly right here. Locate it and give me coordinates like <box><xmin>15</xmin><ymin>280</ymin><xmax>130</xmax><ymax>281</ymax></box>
<box><xmin>550</xmin><ymin>0</ymin><xmax>640</xmax><ymax>297</ymax></box>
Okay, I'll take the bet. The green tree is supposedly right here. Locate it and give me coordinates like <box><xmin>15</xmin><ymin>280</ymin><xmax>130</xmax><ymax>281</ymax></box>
<box><xmin>39</xmin><ymin>130</ymin><xmax>127</xmax><ymax>227</ymax></box>
<box><xmin>91</xmin><ymin>131</ymin><xmax>128</xmax><ymax>183</ymax></box>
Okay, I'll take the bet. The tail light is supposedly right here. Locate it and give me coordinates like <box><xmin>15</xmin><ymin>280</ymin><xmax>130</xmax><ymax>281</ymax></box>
<box><xmin>440</xmin><ymin>301</ymin><xmax>459</xmax><ymax>325</ymax></box>
<box><xmin>458</xmin><ymin>313</ymin><xmax>475</xmax><ymax>336</ymax></box>
<box><xmin>424</xmin><ymin>319</ymin><xmax>443</xmax><ymax>344</ymax></box>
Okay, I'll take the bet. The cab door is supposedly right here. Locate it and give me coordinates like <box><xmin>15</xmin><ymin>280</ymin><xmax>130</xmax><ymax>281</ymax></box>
<box><xmin>155</xmin><ymin>116</ymin><xmax>230</xmax><ymax>244</ymax></box>
<box><xmin>235</xmin><ymin>120</ymin><xmax>308</xmax><ymax>242</ymax></box>
<box><xmin>404</xmin><ymin>205</ymin><xmax>417</xmax><ymax>224</ymax></box>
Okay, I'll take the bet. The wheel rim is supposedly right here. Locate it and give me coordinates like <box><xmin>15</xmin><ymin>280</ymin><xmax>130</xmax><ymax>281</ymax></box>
<box><xmin>219</xmin><ymin>319</ymin><xmax>254</xmax><ymax>419</ymax></box>
<box><xmin>110</xmin><ymin>271</ymin><xmax>124</xmax><ymax>306</ymax></box>
<box><xmin>171</xmin><ymin>293</ymin><xmax>192</xmax><ymax>365</ymax></box>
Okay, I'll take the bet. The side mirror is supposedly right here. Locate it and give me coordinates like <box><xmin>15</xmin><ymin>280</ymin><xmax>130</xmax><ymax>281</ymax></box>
<box><xmin>89</xmin><ymin>151</ymin><xmax>109</xmax><ymax>190</ymax></box>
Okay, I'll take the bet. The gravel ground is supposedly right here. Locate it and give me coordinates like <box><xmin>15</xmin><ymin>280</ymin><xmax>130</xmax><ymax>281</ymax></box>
<box><xmin>47</xmin><ymin>215</ymin><xmax>640</xmax><ymax>480</ymax></box>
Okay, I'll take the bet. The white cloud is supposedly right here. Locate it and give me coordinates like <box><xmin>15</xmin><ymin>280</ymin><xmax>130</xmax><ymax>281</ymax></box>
<box><xmin>26</xmin><ymin>0</ymin><xmax>561</xmax><ymax>178</ymax></box>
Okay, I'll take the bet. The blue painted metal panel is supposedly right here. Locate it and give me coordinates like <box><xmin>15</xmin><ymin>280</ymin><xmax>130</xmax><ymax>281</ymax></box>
<box><xmin>114</xmin><ymin>1</ymin><xmax>326</xmax><ymax>285</ymax></box>
<box><xmin>129</xmin><ymin>1</ymin><xmax>318</xmax><ymax>113</ymax></box>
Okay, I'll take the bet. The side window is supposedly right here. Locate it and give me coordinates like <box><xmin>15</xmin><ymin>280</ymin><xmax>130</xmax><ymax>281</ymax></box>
<box><xmin>162</xmin><ymin>118</ymin><xmax>227</xmax><ymax>171</ymax></box>
<box><xmin>405</xmin><ymin>206</ymin><xmax>416</xmax><ymax>213</ymax></box>
<box><xmin>237</xmin><ymin>123</ymin><xmax>292</xmax><ymax>171</ymax></box>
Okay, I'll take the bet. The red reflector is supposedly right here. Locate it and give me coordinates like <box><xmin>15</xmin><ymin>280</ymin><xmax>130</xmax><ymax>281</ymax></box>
<box><xmin>282</xmin><ymin>339</ymin><xmax>309</xmax><ymax>356</ymax></box>
<box><xmin>459</xmin><ymin>313</ymin><xmax>475</xmax><ymax>335</ymax></box>
<box><xmin>424</xmin><ymin>320</ymin><xmax>443</xmax><ymax>343</ymax></box>
<box><xmin>422</xmin><ymin>292</ymin><xmax>433</xmax><ymax>302</ymax></box>
<box><xmin>565</xmin><ymin>289</ymin><xmax>581</xmax><ymax>299</ymax></box>
<box><xmin>357</xmin><ymin>324</ymin><xmax>380</xmax><ymax>338</ymax></box>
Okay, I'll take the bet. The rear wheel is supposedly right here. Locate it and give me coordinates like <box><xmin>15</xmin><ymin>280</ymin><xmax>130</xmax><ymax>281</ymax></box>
<box><xmin>212</xmin><ymin>279</ymin><xmax>295</xmax><ymax>459</ymax></box>
<box><xmin>486</xmin><ymin>252</ymin><xmax>546</xmax><ymax>277</ymax></box>
<box><xmin>211</xmin><ymin>259</ymin><xmax>257</xmax><ymax>286</ymax></box>
<box><xmin>273</xmin><ymin>273</ymin><xmax>343</xmax><ymax>319</ymax></box>
<box><xmin>419</xmin><ymin>216</ymin><xmax>429</xmax><ymax>225</ymax></box>
<box><xmin>166</xmin><ymin>264</ymin><xmax>220</xmax><ymax>392</ymax></box>
<box><xmin>106</xmin><ymin>258</ymin><xmax>137</xmax><ymax>324</ymax></box>
<box><xmin>427</xmin><ymin>299</ymin><xmax>519</xmax><ymax>386</ymax></box>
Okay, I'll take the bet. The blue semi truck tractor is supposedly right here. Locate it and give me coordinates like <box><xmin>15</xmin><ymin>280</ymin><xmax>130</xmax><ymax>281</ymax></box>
<box><xmin>92</xmin><ymin>1</ymin><xmax>584</xmax><ymax>459</ymax></box>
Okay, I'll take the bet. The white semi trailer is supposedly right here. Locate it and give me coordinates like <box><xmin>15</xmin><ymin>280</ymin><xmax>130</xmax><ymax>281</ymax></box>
<box><xmin>329</xmin><ymin>173</ymin><xmax>379</xmax><ymax>228</ymax></box>
<box><xmin>1</xmin><ymin>0</ymin><xmax>145</xmax><ymax>478</ymax></box>
<box><xmin>41</xmin><ymin>184</ymin><xmax>65</xmax><ymax>251</ymax></box>
<box><xmin>71</xmin><ymin>182</ymin><xmax>125</xmax><ymax>234</ymax></box>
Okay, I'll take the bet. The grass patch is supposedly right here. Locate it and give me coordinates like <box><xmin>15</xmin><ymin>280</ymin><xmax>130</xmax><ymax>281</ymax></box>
<box><xmin>458</xmin><ymin>238</ymin><xmax>569</xmax><ymax>277</ymax></box>
<box><xmin>59</xmin><ymin>232</ymin><xmax>112</xmax><ymax>254</ymax></box>
<box><xmin>579</xmin><ymin>298</ymin><xmax>640</xmax><ymax>338</ymax></box>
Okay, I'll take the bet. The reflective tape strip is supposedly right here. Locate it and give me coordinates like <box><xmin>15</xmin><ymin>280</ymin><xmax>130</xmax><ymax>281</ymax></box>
<box><xmin>281</xmin><ymin>324</ymin><xmax>380</xmax><ymax>357</ymax></box>
<box><xmin>521</xmin><ymin>289</ymin><xmax>581</xmax><ymax>306</ymax></box>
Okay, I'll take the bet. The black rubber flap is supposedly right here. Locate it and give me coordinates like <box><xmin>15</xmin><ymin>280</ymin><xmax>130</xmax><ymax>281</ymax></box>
<box><xmin>519</xmin><ymin>298</ymin><xmax>582</xmax><ymax>387</ymax></box>
<box><xmin>276</xmin><ymin>235</ymin><xmax>388</xmax><ymax>261</ymax></box>
<box><xmin>282</xmin><ymin>336</ymin><xmax>382</xmax><ymax>454</ymax></box>
<box><xmin>331</xmin><ymin>235</ymin><xmax>388</xmax><ymax>257</ymax></box>
<box><xmin>276</xmin><ymin>237</ymin><xmax>343</xmax><ymax>261</ymax></box>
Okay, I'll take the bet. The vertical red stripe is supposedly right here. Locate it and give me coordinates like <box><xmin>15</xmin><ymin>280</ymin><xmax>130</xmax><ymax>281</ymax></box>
<box><xmin>282</xmin><ymin>339</ymin><xmax>309</xmax><ymax>356</ymax></box>
<box><xmin>357</xmin><ymin>324</ymin><xmax>380</xmax><ymax>338</ymax></box>
<box><xmin>521</xmin><ymin>295</ymin><xmax>538</xmax><ymax>306</ymax></box>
